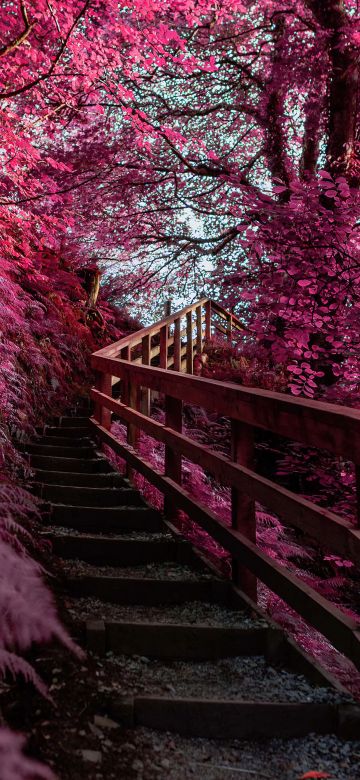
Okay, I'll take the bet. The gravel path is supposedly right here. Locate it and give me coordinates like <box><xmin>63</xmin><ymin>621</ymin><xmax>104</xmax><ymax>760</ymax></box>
<box><xmin>46</xmin><ymin>526</ymin><xmax>173</xmax><ymax>541</ymax></box>
<box><xmin>67</xmin><ymin>597</ymin><xmax>268</xmax><ymax>628</ymax></box>
<box><xmin>93</xmin><ymin>653</ymin><xmax>352</xmax><ymax>704</ymax></box>
<box><xmin>110</xmin><ymin>728</ymin><xmax>360</xmax><ymax>779</ymax></box>
<box><xmin>62</xmin><ymin>559</ymin><xmax>216</xmax><ymax>581</ymax></box>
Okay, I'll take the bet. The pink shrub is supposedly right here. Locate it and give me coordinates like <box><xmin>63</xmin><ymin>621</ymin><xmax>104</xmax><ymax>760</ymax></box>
<box><xmin>0</xmin><ymin>729</ymin><xmax>55</xmax><ymax>780</ymax></box>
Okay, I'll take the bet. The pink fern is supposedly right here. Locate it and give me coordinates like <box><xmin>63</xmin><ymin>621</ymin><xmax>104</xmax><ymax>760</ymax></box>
<box><xmin>0</xmin><ymin>729</ymin><xmax>55</xmax><ymax>780</ymax></box>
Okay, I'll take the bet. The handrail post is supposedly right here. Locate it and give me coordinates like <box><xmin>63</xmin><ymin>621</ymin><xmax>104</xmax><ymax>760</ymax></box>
<box><xmin>174</xmin><ymin>317</ymin><xmax>181</xmax><ymax>372</ymax></box>
<box><xmin>205</xmin><ymin>300</ymin><xmax>211</xmax><ymax>342</ymax></box>
<box><xmin>231</xmin><ymin>420</ymin><xmax>257</xmax><ymax>601</ymax></box>
<box><xmin>186</xmin><ymin>311</ymin><xmax>193</xmax><ymax>374</ymax></box>
<box><xmin>164</xmin><ymin>395</ymin><xmax>183</xmax><ymax>518</ymax></box>
<box><xmin>141</xmin><ymin>334</ymin><xmax>151</xmax><ymax>416</ymax></box>
<box><xmin>94</xmin><ymin>372</ymin><xmax>112</xmax><ymax>430</ymax></box>
<box><xmin>227</xmin><ymin>314</ymin><xmax>233</xmax><ymax>344</ymax></box>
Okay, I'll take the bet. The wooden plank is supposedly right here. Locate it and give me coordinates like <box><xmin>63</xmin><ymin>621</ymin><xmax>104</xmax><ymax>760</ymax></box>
<box><xmin>186</xmin><ymin>311</ymin><xmax>193</xmax><ymax>374</ymax></box>
<box><xmin>105</xmin><ymin>621</ymin><xmax>268</xmax><ymax>660</ymax></box>
<box><xmin>205</xmin><ymin>300</ymin><xmax>211</xmax><ymax>341</ymax></box>
<box><xmin>227</xmin><ymin>314</ymin><xmax>233</xmax><ymax>343</ymax></box>
<box><xmin>134</xmin><ymin>697</ymin><xmax>336</xmax><ymax>739</ymax></box>
<box><xmin>196</xmin><ymin>305</ymin><xmax>203</xmax><ymax>353</ymax></box>
<box><xmin>356</xmin><ymin>465</ymin><xmax>360</xmax><ymax>529</ymax></box>
<box><xmin>68</xmin><ymin>575</ymin><xmax>229</xmax><ymax>605</ymax></box>
<box><xmin>50</xmin><ymin>503</ymin><xmax>163</xmax><ymax>533</ymax></box>
<box><xmin>231</xmin><ymin>420</ymin><xmax>256</xmax><ymax>600</ymax></box>
<box><xmin>90</xmin><ymin>394</ymin><xmax>360</xmax><ymax>564</ymax></box>
<box><xmin>159</xmin><ymin>325</ymin><xmax>168</xmax><ymax>370</ymax></box>
<box><xmin>89</xmin><ymin>419</ymin><xmax>360</xmax><ymax>669</ymax></box>
<box><xmin>48</xmin><ymin>535</ymin><xmax>181</xmax><ymax>565</ymax></box>
<box><xmin>164</xmin><ymin>395</ymin><xmax>182</xmax><ymax>519</ymax></box>
<box><xmin>94</xmin><ymin>372</ymin><xmax>112</xmax><ymax>430</ymax></box>
<box><xmin>173</xmin><ymin>317</ymin><xmax>181</xmax><ymax>372</ymax></box>
<box><xmin>211</xmin><ymin>299</ymin><xmax>245</xmax><ymax>333</ymax></box>
<box><xmin>93</xmin><ymin>297</ymin><xmax>209</xmax><ymax>359</ymax></box>
<box><xmin>141</xmin><ymin>334</ymin><xmax>151</xmax><ymax>416</ymax></box>
<box><xmin>91</xmin><ymin>358</ymin><xmax>360</xmax><ymax>462</ymax></box>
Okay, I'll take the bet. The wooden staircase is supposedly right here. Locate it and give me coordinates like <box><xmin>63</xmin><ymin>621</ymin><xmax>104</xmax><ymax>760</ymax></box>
<box><xmin>23</xmin><ymin>402</ymin><xmax>360</xmax><ymax>742</ymax></box>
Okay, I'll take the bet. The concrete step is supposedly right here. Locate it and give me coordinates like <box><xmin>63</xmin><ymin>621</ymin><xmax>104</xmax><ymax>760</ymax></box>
<box><xmin>23</xmin><ymin>443</ymin><xmax>96</xmax><ymax>458</ymax></box>
<box><xmin>68</xmin><ymin>576</ymin><xmax>229</xmax><ymax>605</ymax></box>
<box><xmin>29</xmin><ymin>455</ymin><xmax>114</xmax><ymax>473</ymax></box>
<box><xmin>46</xmin><ymin>534</ymin><xmax>192</xmax><ymax>566</ymax></box>
<box><xmin>32</xmin><ymin>483</ymin><xmax>143</xmax><ymax>507</ymax></box>
<box><xmin>48</xmin><ymin>505</ymin><xmax>164</xmax><ymax>533</ymax></box>
<box><xmin>32</xmin><ymin>470</ymin><xmax>127</xmax><ymax>487</ymax></box>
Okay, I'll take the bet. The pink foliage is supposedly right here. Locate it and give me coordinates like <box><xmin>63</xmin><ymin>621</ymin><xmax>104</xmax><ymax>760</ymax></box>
<box><xmin>0</xmin><ymin>729</ymin><xmax>55</xmax><ymax>780</ymax></box>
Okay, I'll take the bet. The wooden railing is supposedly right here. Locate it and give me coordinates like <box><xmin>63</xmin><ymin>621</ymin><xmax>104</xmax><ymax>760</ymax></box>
<box><xmin>91</xmin><ymin>297</ymin><xmax>360</xmax><ymax>670</ymax></box>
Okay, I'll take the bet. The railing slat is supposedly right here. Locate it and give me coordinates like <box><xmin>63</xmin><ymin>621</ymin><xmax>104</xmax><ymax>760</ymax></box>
<box><xmin>196</xmin><ymin>305</ymin><xmax>203</xmax><ymax>354</ymax></box>
<box><xmin>164</xmin><ymin>395</ymin><xmax>183</xmax><ymax>518</ymax></box>
<box><xmin>141</xmin><ymin>334</ymin><xmax>151</xmax><ymax>416</ymax></box>
<box><xmin>174</xmin><ymin>318</ymin><xmax>181</xmax><ymax>372</ymax></box>
<box><xmin>205</xmin><ymin>300</ymin><xmax>211</xmax><ymax>341</ymax></box>
<box><xmin>186</xmin><ymin>312</ymin><xmax>193</xmax><ymax>374</ymax></box>
<box><xmin>160</xmin><ymin>325</ymin><xmax>168</xmax><ymax>370</ymax></box>
<box><xmin>231</xmin><ymin>420</ymin><xmax>257</xmax><ymax>600</ymax></box>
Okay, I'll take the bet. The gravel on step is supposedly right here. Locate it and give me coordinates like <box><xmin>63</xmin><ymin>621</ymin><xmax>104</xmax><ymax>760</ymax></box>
<box><xmin>113</xmin><ymin>727</ymin><xmax>360</xmax><ymax>779</ymax></box>
<box><xmin>67</xmin><ymin>597</ymin><xmax>268</xmax><ymax>628</ymax></box>
<box><xmin>44</xmin><ymin>525</ymin><xmax>172</xmax><ymax>541</ymax></box>
<box><xmin>93</xmin><ymin>653</ymin><xmax>352</xmax><ymax>704</ymax></box>
<box><xmin>62</xmin><ymin>559</ymin><xmax>215</xmax><ymax>581</ymax></box>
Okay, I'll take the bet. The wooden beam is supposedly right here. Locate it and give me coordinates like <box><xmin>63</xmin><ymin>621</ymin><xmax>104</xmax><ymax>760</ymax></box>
<box><xmin>94</xmin><ymin>372</ymin><xmax>112</xmax><ymax>430</ymax></box>
<box><xmin>90</xmin><ymin>390</ymin><xmax>360</xmax><ymax>564</ymax></box>
<box><xmin>141</xmin><ymin>334</ymin><xmax>151</xmax><ymax>416</ymax></box>
<box><xmin>205</xmin><ymin>300</ymin><xmax>211</xmax><ymax>341</ymax></box>
<box><xmin>164</xmin><ymin>395</ymin><xmax>182</xmax><ymax>519</ymax></box>
<box><xmin>186</xmin><ymin>312</ymin><xmax>193</xmax><ymax>374</ymax></box>
<box><xmin>93</xmin><ymin>297</ymin><xmax>209</xmax><ymax>359</ymax></box>
<box><xmin>159</xmin><ymin>325</ymin><xmax>168</xmax><ymax>370</ymax></box>
<box><xmin>91</xmin><ymin>358</ymin><xmax>360</xmax><ymax>463</ymax></box>
<box><xmin>196</xmin><ymin>305</ymin><xmax>203</xmax><ymax>354</ymax></box>
<box><xmin>231</xmin><ymin>421</ymin><xmax>257</xmax><ymax>600</ymax></box>
<box><xmin>173</xmin><ymin>317</ymin><xmax>181</xmax><ymax>372</ymax></box>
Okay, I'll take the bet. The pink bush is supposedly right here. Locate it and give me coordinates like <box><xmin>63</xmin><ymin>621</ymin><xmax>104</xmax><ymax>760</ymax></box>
<box><xmin>0</xmin><ymin>729</ymin><xmax>54</xmax><ymax>780</ymax></box>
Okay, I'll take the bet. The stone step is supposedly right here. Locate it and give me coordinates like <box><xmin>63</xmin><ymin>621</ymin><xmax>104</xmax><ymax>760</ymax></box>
<box><xmin>48</xmin><ymin>505</ymin><xmax>163</xmax><ymax>533</ymax></box>
<box><xmin>86</xmin><ymin>619</ymin><xmax>269</xmax><ymax>660</ymax></box>
<box><xmin>23</xmin><ymin>443</ymin><xmax>96</xmax><ymax>459</ymax></box>
<box><xmin>29</xmin><ymin>456</ymin><xmax>112</xmax><ymax>473</ymax></box>
<box><xmin>68</xmin><ymin>576</ymin><xmax>229</xmax><ymax>605</ymax></box>
<box><xmin>32</xmin><ymin>470</ymin><xmax>127</xmax><ymax>487</ymax></box>
<box><xmin>46</xmin><ymin>534</ymin><xmax>193</xmax><ymax>566</ymax></box>
<box><xmin>32</xmin><ymin>483</ymin><xmax>143</xmax><ymax>507</ymax></box>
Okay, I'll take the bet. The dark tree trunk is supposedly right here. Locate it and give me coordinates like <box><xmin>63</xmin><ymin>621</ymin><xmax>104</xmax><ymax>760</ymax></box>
<box><xmin>306</xmin><ymin>0</ymin><xmax>359</xmax><ymax>181</ymax></box>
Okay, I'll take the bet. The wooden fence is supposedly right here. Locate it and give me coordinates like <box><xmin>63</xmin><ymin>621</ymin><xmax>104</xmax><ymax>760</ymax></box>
<box><xmin>91</xmin><ymin>298</ymin><xmax>360</xmax><ymax>670</ymax></box>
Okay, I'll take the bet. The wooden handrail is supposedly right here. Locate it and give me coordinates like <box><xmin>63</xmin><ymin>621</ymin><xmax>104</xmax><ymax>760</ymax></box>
<box><xmin>91</xmin><ymin>298</ymin><xmax>360</xmax><ymax>671</ymax></box>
